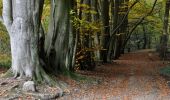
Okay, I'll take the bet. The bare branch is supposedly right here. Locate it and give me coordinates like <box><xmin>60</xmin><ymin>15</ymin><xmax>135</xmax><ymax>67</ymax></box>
<box><xmin>2</xmin><ymin>0</ymin><xmax>13</xmax><ymax>31</ymax></box>
<box><xmin>123</xmin><ymin>0</ymin><xmax>158</xmax><ymax>47</ymax></box>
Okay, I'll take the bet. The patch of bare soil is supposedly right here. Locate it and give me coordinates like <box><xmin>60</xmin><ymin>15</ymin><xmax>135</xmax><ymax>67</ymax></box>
<box><xmin>0</xmin><ymin>49</ymin><xmax>170</xmax><ymax>100</ymax></box>
<box><xmin>0</xmin><ymin>68</ymin><xmax>7</xmax><ymax>74</ymax></box>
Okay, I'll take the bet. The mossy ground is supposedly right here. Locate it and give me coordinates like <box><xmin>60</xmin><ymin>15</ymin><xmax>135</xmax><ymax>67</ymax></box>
<box><xmin>160</xmin><ymin>65</ymin><xmax>170</xmax><ymax>77</ymax></box>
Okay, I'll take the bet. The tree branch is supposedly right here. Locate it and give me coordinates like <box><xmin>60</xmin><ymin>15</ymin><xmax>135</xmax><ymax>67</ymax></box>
<box><xmin>123</xmin><ymin>0</ymin><xmax>158</xmax><ymax>47</ymax></box>
<box><xmin>107</xmin><ymin>0</ymin><xmax>139</xmax><ymax>52</ymax></box>
<box><xmin>110</xmin><ymin>0</ymin><xmax>139</xmax><ymax>36</ymax></box>
<box><xmin>2</xmin><ymin>0</ymin><xmax>13</xmax><ymax>31</ymax></box>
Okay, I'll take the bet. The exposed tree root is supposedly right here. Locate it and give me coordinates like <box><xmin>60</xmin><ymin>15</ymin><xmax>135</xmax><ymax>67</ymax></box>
<box><xmin>1</xmin><ymin>67</ymin><xmax>67</xmax><ymax>99</ymax></box>
<box><xmin>32</xmin><ymin>66</ymin><xmax>69</xmax><ymax>97</ymax></box>
<box><xmin>2</xmin><ymin>66</ymin><xmax>66</xmax><ymax>90</ymax></box>
<box><xmin>33</xmin><ymin>65</ymin><xmax>53</xmax><ymax>85</ymax></box>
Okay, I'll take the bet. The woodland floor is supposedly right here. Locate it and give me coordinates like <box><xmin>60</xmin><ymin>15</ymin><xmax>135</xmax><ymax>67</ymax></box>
<box><xmin>59</xmin><ymin>49</ymin><xmax>170</xmax><ymax>100</ymax></box>
<box><xmin>1</xmin><ymin>49</ymin><xmax>170</xmax><ymax>100</ymax></box>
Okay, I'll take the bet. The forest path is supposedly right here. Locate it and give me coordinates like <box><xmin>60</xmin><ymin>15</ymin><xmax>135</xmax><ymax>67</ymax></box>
<box><xmin>60</xmin><ymin>49</ymin><xmax>170</xmax><ymax>100</ymax></box>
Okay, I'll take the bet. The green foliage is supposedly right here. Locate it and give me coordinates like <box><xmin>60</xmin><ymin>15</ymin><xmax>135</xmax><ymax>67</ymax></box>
<box><xmin>0</xmin><ymin>1</ymin><xmax>11</xmax><ymax>68</ymax></box>
<box><xmin>126</xmin><ymin>0</ymin><xmax>164</xmax><ymax>51</ymax></box>
<box><xmin>0</xmin><ymin>23</ymin><xmax>10</xmax><ymax>53</ymax></box>
<box><xmin>70</xmin><ymin>3</ymin><xmax>102</xmax><ymax>70</ymax></box>
<box><xmin>72</xmin><ymin>18</ymin><xmax>101</xmax><ymax>34</ymax></box>
<box><xmin>0</xmin><ymin>0</ymin><xmax>10</xmax><ymax>53</ymax></box>
<box><xmin>0</xmin><ymin>0</ymin><xmax>2</xmax><ymax>16</ymax></box>
<box><xmin>42</xmin><ymin>0</ymin><xmax>51</xmax><ymax>33</ymax></box>
<box><xmin>0</xmin><ymin>17</ymin><xmax>10</xmax><ymax>56</ymax></box>
<box><xmin>0</xmin><ymin>53</ymin><xmax>11</xmax><ymax>68</ymax></box>
<box><xmin>44</xmin><ymin>0</ymin><xmax>50</xmax><ymax>5</ymax></box>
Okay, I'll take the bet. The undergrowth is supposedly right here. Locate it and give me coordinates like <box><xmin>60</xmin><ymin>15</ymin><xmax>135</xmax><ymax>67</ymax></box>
<box><xmin>62</xmin><ymin>70</ymin><xmax>99</xmax><ymax>84</ymax></box>
<box><xmin>160</xmin><ymin>66</ymin><xmax>170</xmax><ymax>77</ymax></box>
<box><xmin>0</xmin><ymin>53</ymin><xmax>11</xmax><ymax>68</ymax></box>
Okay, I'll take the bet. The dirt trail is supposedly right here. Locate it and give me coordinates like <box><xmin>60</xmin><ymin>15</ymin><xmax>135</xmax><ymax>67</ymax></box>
<box><xmin>60</xmin><ymin>50</ymin><xmax>170</xmax><ymax>100</ymax></box>
<box><xmin>0</xmin><ymin>50</ymin><xmax>170</xmax><ymax>100</ymax></box>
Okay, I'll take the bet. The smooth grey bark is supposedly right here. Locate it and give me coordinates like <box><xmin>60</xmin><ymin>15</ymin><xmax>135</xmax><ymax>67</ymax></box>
<box><xmin>2</xmin><ymin>0</ymin><xmax>12</xmax><ymax>32</ymax></box>
<box><xmin>108</xmin><ymin>0</ymin><xmax>121</xmax><ymax>60</ymax></box>
<box><xmin>91</xmin><ymin>0</ymin><xmax>101</xmax><ymax>64</ymax></box>
<box><xmin>2</xmin><ymin>0</ymin><xmax>48</xmax><ymax>81</ymax></box>
<box><xmin>45</xmin><ymin>0</ymin><xmax>75</xmax><ymax>72</ymax></box>
<box><xmin>107</xmin><ymin>0</ymin><xmax>116</xmax><ymax>61</ymax></box>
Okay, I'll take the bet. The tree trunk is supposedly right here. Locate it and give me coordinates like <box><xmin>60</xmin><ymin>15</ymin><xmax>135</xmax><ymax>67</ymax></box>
<box><xmin>160</xmin><ymin>0</ymin><xmax>170</xmax><ymax>58</ymax></box>
<box><xmin>100</xmin><ymin>0</ymin><xmax>110</xmax><ymax>63</ymax></box>
<box><xmin>91</xmin><ymin>0</ymin><xmax>101</xmax><ymax>64</ymax></box>
<box><xmin>45</xmin><ymin>0</ymin><xmax>75</xmax><ymax>73</ymax></box>
<box><xmin>2</xmin><ymin>0</ymin><xmax>52</xmax><ymax>83</ymax></box>
<box><xmin>142</xmin><ymin>24</ymin><xmax>147</xmax><ymax>49</ymax></box>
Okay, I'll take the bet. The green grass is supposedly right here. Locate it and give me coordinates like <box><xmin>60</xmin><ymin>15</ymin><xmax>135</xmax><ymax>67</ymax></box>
<box><xmin>160</xmin><ymin>66</ymin><xmax>170</xmax><ymax>77</ymax></box>
<box><xmin>0</xmin><ymin>53</ymin><xmax>11</xmax><ymax>68</ymax></box>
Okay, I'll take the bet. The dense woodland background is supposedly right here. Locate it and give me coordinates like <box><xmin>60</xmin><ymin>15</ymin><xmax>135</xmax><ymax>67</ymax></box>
<box><xmin>0</xmin><ymin>0</ymin><xmax>170</xmax><ymax>83</ymax></box>
<box><xmin>1</xmin><ymin>0</ymin><xmax>170</xmax><ymax>99</ymax></box>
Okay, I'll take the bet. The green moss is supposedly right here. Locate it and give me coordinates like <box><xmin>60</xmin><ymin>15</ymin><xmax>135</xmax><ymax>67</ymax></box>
<box><xmin>160</xmin><ymin>66</ymin><xmax>170</xmax><ymax>77</ymax></box>
<box><xmin>61</xmin><ymin>70</ymin><xmax>97</xmax><ymax>84</ymax></box>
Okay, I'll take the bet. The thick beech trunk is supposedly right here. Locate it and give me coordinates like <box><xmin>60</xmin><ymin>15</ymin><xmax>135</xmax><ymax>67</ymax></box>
<box><xmin>45</xmin><ymin>0</ymin><xmax>75</xmax><ymax>73</ymax></box>
<box><xmin>100</xmin><ymin>0</ymin><xmax>110</xmax><ymax>63</ymax></box>
<box><xmin>107</xmin><ymin>0</ymin><xmax>120</xmax><ymax>60</ymax></box>
<box><xmin>91</xmin><ymin>0</ymin><xmax>101</xmax><ymax>64</ymax></box>
<box><xmin>2</xmin><ymin>0</ymin><xmax>49</xmax><ymax>82</ymax></box>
